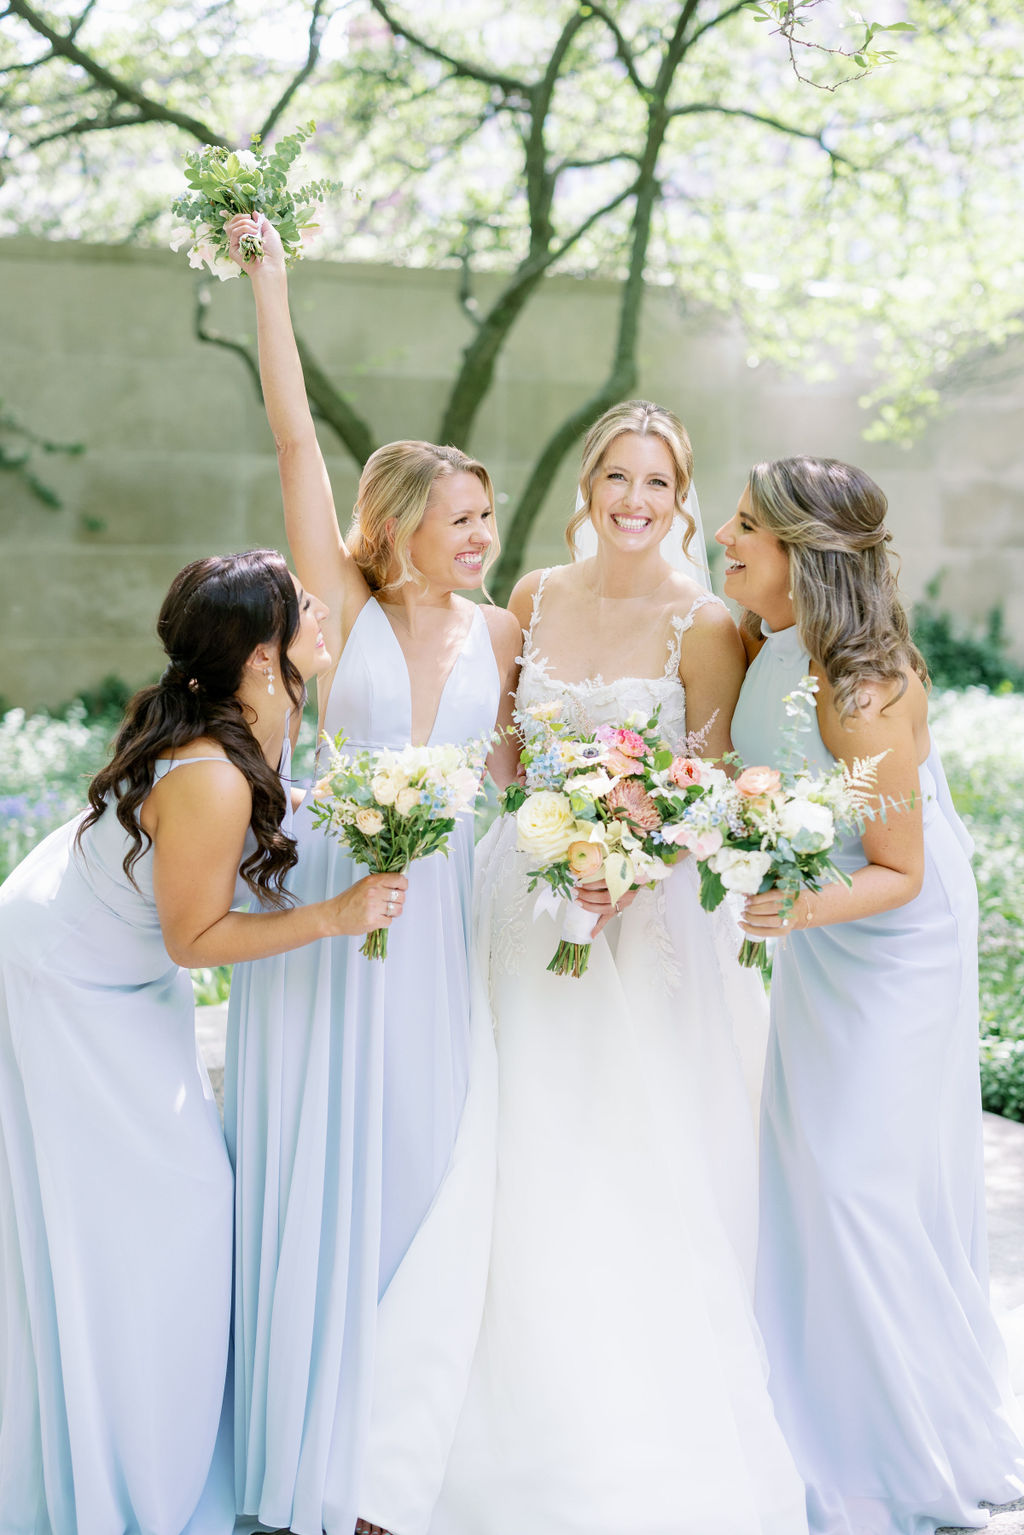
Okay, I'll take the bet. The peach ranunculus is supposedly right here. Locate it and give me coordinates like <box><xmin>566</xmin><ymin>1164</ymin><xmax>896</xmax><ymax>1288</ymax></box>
<box><xmin>669</xmin><ymin>756</ymin><xmax>702</xmax><ymax>788</ymax></box>
<box><xmin>566</xmin><ymin>840</ymin><xmax>604</xmax><ymax>879</ymax></box>
<box><xmin>605</xmin><ymin>779</ymin><xmax>662</xmax><ymax>831</ymax></box>
<box><xmin>603</xmin><ymin>747</ymin><xmax>645</xmax><ymax>777</ymax></box>
<box><xmin>735</xmin><ymin>766</ymin><xmax>782</xmax><ymax>798</ymax></box>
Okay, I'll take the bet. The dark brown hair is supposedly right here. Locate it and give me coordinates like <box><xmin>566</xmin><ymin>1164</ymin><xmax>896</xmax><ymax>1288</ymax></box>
<box><xmin>78</xmin><ymin>550</ymin><xmax>305</xmax><ymax>904</ymax></box>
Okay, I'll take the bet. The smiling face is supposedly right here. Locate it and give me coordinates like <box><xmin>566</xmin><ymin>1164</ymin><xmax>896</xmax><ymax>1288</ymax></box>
<box><xmin>285</xmin><ymin>577</ymin><xmax>332</xmax><ymax>681</ymax></box>
<box><xmin>404</xmin><ymin>469</ymin><xmax>494</xmax><ymax>591</ymax></box>
<box><xmin>589</xmin><ymin>432</ymin><xmax>677</xmax><ymax>554</ymax></box>
<box><xmin>715</xmin><ymin>483</ymin><xmax>793</xmax><ymax>626</ymax></box>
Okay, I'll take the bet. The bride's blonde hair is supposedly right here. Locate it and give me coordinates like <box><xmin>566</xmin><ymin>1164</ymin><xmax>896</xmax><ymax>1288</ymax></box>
<box><xmin>347</xmin><ymin>440</ymin><xmax>497</xmax><ymax>592</ymax></box>
<box><xmin>745</xmin><ymin>457</ymin><xmax>928</xmax><ymax>722</ymax></box>
<box><xmin>566</xmin><ymin>400</ymin><xmax>695</xmax><ymax>558</ymax></box>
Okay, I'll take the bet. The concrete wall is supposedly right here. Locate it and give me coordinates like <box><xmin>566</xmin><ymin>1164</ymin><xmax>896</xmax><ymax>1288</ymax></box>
<box><xmin>2</xmin><ymin>234</ymin><xmax>1023</xmax><ymax>709</ymax></box>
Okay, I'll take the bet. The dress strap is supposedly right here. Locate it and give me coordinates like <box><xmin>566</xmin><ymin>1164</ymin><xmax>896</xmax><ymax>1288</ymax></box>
<box><xmin>524</xmin><ymin>568</ymin><xmax>554</xmax><ymax>647</ymax></box>
<box><xmin>663</xmin><ymin>592</ymin><xmax>724</xmax><ymax>676</ymax></box>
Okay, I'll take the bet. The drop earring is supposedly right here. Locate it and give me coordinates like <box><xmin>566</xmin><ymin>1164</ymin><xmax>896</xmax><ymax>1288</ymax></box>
<box><xmin>264</xmin><ymin>667</ymin><xmax>275</xmax><ymax>696</ymax></box>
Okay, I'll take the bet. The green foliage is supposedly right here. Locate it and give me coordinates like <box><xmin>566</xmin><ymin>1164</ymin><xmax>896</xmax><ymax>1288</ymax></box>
<box><xmin>191</xmin><ymin>965</ymin><xmax>233</xmax><ymax>1006</ymax></box>
<box><xmin>913</xmin><ymin>578</ymin><xmax>1024</xmax><ymax>694</ymax></box>
<box><xmin>979</xmin><ymin>1036</ymin><xmax>1024</xmax><ymax>1122</ymax></box>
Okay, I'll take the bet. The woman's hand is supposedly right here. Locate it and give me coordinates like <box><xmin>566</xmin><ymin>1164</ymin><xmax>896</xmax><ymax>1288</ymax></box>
<box><xmin>739</xmin><ymin>887</ymin><xmax>809</xmax><ymax>940</ymax></box>
<box><xmin>225</xmin><ymin>211</ymin><xmax>286</xmax><ymax>278</ymax></box>
<box><xmin>323</xmin><ymin>871</ymin><xmax>408</xmax><ymax>937</ymax></box>
<box><xmin>573</xmin><ymin>878</ymin><xmax>639</xmax><ymax>938</ymax></box>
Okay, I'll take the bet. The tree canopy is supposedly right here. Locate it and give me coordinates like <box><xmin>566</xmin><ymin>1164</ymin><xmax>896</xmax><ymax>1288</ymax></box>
<box><xmin>2</xmin><ymin>0</ymin><xmax>1022</xmax><ymax>595</ymax></box>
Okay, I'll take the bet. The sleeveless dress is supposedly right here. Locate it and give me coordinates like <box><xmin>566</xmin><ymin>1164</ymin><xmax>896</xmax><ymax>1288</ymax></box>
<box><xmin>0</xmin><ymin>757</ymin><xmax>236</xmax><ymax>1535</ymax></box>
<box><xmin>226</xmin><ymin>596</ymin><xmax>502</xmax><ymax>1535</ymax></box>
<box><xmin>731</xmin><ymin>623</ymin><xmax>1024</xmax><ymax>1535</ymax></box>
<box><xmin>428</xmin><ymin>575</ymin><xmax>809</xmax><ymax>1535</ymax></box>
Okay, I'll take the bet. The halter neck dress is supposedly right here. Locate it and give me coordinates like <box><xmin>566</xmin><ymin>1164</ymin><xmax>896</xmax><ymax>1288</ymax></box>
<box><xmin>0</xmin><ymin>753</ymin><xmax>242</xmax><ymax>1535</ymax></box>
<box><xmin>731</xmin><ymin>622</ymin><xmax>1024</xmax><ymax>1535</ymax></box>
<box><xmin>226</xmin><ymin>595</ymin><xmax>502</xmax><ymax>1535</ymax></box>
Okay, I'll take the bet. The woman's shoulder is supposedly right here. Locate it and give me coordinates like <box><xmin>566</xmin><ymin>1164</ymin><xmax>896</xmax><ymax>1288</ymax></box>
<box><xmin>507</xmin><ymin>563</ymin><xmax>570</xmax><ymax>627</ymax></box>
<box><xmin>478</xmin><ymin>599</ymin><xmax>524</xmax><ymax>654</ymax></box>
<box><xmin>665</xmin><ymin>578</ymin><xmax>738</xmax><ymax>644</ymax></box>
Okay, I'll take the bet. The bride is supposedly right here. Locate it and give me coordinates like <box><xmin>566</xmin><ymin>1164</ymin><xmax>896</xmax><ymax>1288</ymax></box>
<box><xmin>429</xmin><ymin>400</ymin><xmax>808</xmax><ymax>1535</ymax></box>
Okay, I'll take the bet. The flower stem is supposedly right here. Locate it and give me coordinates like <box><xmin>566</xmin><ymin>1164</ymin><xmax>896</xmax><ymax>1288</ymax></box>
<box><xmin>737</xmin><ymin>937</ymin><xmax>770</xmax><ymax>975</ymax></box>
<box><xmin>547</xmin><ymin>940</ymin><xmax>592</xmax><ymax>979</ymax></box>
<box><xmin>360</xmin><ymin>928</ymin><xmax>388</xmax><ymax>963</ymax></box>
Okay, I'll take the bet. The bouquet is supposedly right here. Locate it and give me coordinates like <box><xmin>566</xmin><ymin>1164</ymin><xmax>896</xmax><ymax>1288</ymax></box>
<box><xmin>170</xmin><ymin>121</ymin><xmax>340</xmax><ymax>280</ymax></box>
<box><xmin>311</xmin><ymin>733</ymin><xmax>491</xmax><ymax>961</ymax></box>
<box><xmin>670</xmin><ymin>678</ymin><xmax>891</xmax><ymax>974</ymax></box>
<box><xmin>503</xmin><ymin>702</ymin><xmax>709</xmax><ymax>978</ymax></box>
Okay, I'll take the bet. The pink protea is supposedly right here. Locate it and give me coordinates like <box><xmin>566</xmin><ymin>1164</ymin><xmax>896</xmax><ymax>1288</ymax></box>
<box><xmin>605</xmin><ymin>779</ymin><xmax>662</xmax><ymax>830</ymax></box>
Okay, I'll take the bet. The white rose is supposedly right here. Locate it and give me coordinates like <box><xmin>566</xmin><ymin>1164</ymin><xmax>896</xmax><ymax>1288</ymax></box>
<box><xmin>515</xmin><ymin>790</ymin><xmax>577</xmax><ymax>864</ymax></box>
<box><xmin>709</xmin><ymin>847</ymin><xmax>774</xmax><ymax>895</ymax></box>
<box><xmin>567</xmin><ymin>768</ymin><xmax>616</xmax><ymax>801</ymax></box>
<box><xmin>234</xmin><ymin>148</ymin><xmax>260</xmax><ymax>172</ymax></box>
<box><xmin>371</xmin><ymin>772</ymin><xmax>400</xmax><ymax>806</ymax></box>
<box><xmin>355</xmin><ymin>807</ymin><xmax>385</xmax><ymax>836</ymax></box>
<box><xmin>449</xmin><ymin>767</ymin><xmax>481</xmax><ymax>813</ymax></box>
<box><xmin>395</xmin><ymin>786</ymin><xmax>422</xmax><ymax>816</ymax></box>
<box><xmin>778</xmin><ymin>799</ymin><xmax>835</xmax><ymax>853</ymax></box>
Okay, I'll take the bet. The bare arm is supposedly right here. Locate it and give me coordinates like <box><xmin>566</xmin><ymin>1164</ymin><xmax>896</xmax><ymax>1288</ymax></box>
<box><xmin>678</xmin><ymin>600</ymin><xmax>747</xmax><ymax>762</ymax></box>
<box><xmin>226</xmin><ymin>213</ymin><xmax>367</xmax><ymax>648</ymax></box>
<box><xmin>741</xmin><ymin>674</ymin><xmax>925</xmax><ymax>938</ymax></box>
<box><xmin>146</xmin><ymin>760</ymin><xmax>406</xmax><ymax>967</ymax></box>
<box><xmin>482</xmin><ymin>604</ymin><xmax>524</xmax><ymax>791</ymax></box>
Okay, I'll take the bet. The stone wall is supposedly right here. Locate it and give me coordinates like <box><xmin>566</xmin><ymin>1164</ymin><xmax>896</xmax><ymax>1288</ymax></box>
<box><xmin>2</xmin><ymin>234</ymin><xmax>1022</xmax><ymax>709</ymax></box>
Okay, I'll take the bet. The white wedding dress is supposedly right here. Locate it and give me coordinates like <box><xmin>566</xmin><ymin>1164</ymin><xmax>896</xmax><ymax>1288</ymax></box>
<box><xmin>429</xmin><ymin>574</ymin><xmax>808</xmax><ymax>1535</ymax></box>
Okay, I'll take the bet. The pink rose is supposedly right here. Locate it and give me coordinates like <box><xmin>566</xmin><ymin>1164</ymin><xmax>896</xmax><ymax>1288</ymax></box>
<box><xmin>669</xmin><ymin>756</ymin><xmax>702</xmax><ymax>788</ymax></box>
<box><xmin>614</xmin><ymin>728</ymin><xmax>648</xmax><ymax>759</ymax></box>
<box><xmin>664</xmin><ymin>824</ymin><xmax>724</xmax><ymax>858</ymax></box>
<box><xmin>735</xmin><ymin>766</ymin><xmax>782</xmax><ymax>798</ymax></box>
<box><xmin>567</xmin><ymin>840</ymin><xmax>604</xmax><ymax>878</ymax></box>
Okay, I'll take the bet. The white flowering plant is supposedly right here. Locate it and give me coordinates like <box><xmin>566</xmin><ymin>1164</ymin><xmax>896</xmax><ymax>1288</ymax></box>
<box><xmin>169</xmin><ymin>122</ymin><xmax>340</xmax><ymax>281</ymax></box>
<box><xmin>672</xmin><ymin>677</ymin><xmax>892</xmax><ymax>974</ymax></box>
<box><xmin>310</xmin><ymin>732</ymin><xmax>492</xmax><ymax>961</ymax></box>
<box><xmin>502</xmin><ymin>702</ymin><xmax>712</xmax><ymax>977</ymax></box>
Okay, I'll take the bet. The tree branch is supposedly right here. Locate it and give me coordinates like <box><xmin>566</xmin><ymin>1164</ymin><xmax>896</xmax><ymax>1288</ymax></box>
<box><xmin>27</xmin><ymin>109</ymin><xmax>150</xmax><ymax>150</ymax></box>
<box><xmin>194</xmin><ymin>282</ymin><xmax>264</xmax><ymax>399</ymax></box>
<box><xmin>686</xmin><ymin>0</ymin><xmax>751</xmax><ymax>52</ymax></box>
<box><xmin>670</xmin><ymin>102</ymin><xmax>853</xmax><ymax>167</ymax></box>
<box><xmin>366</xmin><ymin>0</ymin><xmax>530</xmax><ymax>99</ymax></box>
<box><xmin>578</xmin><ymin>4</ymin><xmax>647</xmax><ymax>94</ymax></box>
<box><xmin>257</xmin><ymin>0</ymin><xmax>330</xmax><ymax>141</ymax></box>
<box><xmin>6</xmin><ymin>0</ymin><xmax>228</xmax><ymax>145</ymax></box>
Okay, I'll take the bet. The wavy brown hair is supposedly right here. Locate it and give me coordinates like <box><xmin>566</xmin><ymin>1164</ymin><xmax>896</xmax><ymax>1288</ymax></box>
<box><xmin>347</xmin><ymin>439</ymin><xmax>497</xmax><ymax>593</ymax></box>
<box><xmin>78</xmin><ymin>550</ymin><xmax>305</xmax><ymax>905</ymax></box>
<box><xmin>745</xmin><ymin>457</ymin><xmax>928</xmax><ymax>722</ymax></box>
<box><xmin>567</xmin><ymin>400</ymin><xmax>695</xmax><ymax>558</ymax></box>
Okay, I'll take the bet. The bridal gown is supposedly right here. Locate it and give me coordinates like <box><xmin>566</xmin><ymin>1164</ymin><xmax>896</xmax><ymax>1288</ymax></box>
<box><xmin>0</xmin><ymin>758</ymin><xmax>236</xmax><ymax>1535</ymax></box>
<box><xmin>732</xmin><ymin>622</ymin><xmax>1024</xmax><ymax>1535</ymax></box>
<box><xmin>225</xmin><ymin>595</ymin><xmax>501</xmax><ymax>1535</ymax></box>
<box><xmin>429</xmin><ymin>574</ymin><xmax>808</xmax><ymax>1535</ymax></box>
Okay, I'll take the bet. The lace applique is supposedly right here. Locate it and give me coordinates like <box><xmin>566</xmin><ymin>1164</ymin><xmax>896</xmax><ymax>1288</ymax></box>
<box><xmin>632</xmin><ymin>882</ymin><xmax>682</xmax><ymax>997</ymax></box>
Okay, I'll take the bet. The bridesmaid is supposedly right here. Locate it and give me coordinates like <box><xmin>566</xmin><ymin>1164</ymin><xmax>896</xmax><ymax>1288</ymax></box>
<box><xmin>717</xmin><ymin>457</ymin><xmax>1024</xmax><ymax>1535</ymax></box>
<box><xmin>0</xmin><ymin>551</ymin><xmax>403</xmax><ymax>1535</ymax></box>
<box><xmin>223</xmin><ymin>214</ymin><xmax>520</xmax><ymax>1535</ymax></box>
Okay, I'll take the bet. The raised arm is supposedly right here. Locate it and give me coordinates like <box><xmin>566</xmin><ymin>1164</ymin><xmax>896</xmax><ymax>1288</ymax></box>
<box><xmin>226</xmin><ymin>213</ymin><xmax>367</xmax><ymax>649</ymax></box>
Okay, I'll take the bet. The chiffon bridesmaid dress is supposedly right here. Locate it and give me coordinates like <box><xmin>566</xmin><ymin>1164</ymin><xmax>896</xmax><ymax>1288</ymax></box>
<box><xmin>225</xmin><ymin>595</ymin><xmax>501</xmax><ymax>1535</ymax></box>
<box><xmin>731</xmin><ymin>622</ymin><xmax>1024</xmax><ymax>1535</ymax></box>
<box><xmin>0</xmin><ymin>757</ymin><xmax>237</xmax><ymax>1535</ymax></box>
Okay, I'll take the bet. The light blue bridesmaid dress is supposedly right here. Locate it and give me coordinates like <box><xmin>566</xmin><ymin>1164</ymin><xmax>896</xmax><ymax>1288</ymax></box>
<box><xmin>225</xmin><ymin>596</ymin><xmax>501</xmax><ymax>1535</ymax></box>
<box><xmin>732</xmin><ymin>623</ymin><xmax>1024</xmax><ymax>1535</ymax></box>
<box><xmin>0</xmin><ymin>758</ymin><xmax>236</xmax><ymax>1535</ymax></box>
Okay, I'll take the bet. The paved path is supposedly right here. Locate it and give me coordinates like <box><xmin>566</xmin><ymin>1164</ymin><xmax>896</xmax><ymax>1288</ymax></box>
<box><xmin>196</xmin><ymin>1004</ymin><xmax>1024</xmax><ymax>1532</ymax></box>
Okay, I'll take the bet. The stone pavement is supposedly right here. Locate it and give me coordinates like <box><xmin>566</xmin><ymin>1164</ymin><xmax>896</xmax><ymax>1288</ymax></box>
<box><xmin>195</xmin><ymin>1003</ymin><xmax>1024</xmax><ymax>1533</ymax></box>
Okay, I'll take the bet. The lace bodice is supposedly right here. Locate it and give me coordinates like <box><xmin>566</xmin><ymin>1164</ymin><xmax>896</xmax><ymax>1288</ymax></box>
<box><xmin>517</xmin><ymin>568</ymin><xmax>723</xmax><ymax>747</ymax></box>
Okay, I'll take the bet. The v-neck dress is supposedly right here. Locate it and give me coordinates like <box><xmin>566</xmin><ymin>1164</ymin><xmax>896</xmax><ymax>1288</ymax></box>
<box><xmin>225</xmin><ymin>597</ymin><xmax>501</xmax><ymax>1535</ymax></box>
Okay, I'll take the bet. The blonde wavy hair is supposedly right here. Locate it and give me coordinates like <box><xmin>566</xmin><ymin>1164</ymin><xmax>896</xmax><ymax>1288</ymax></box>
<box><xmin>745</xmin><ymin>457</ymin><xmax>928</xmax><ymax>722</ymax></box>
<box><xmin>566</xmin><ymin>400</ymin><xmax>695</xmax><ymax>559</ymax></box>
<box><xmin>347</xmin><ymin>440</ymin><xmax>497</xmax><ymax>593</ymax></box>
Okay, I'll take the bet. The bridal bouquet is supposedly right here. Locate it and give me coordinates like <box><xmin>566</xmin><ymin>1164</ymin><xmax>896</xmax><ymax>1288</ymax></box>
<box><xmin>670</xmin><ymin>679</ymin><xmax>890</xmax><ymax>974</ymax></box>
<box><xmin>311</xmin><ymin>733</ymin><xmax>491</xmax><ymax>961</ymax></box>
<box><xmin>169</xmin><ymin>121</ymin><xmax>340</xmax><ymax>280</ymax></box>
<box><xmin>503</xmin><ymin>703</ymin><xmax>708</xmax><ymax>978</ymax></box>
